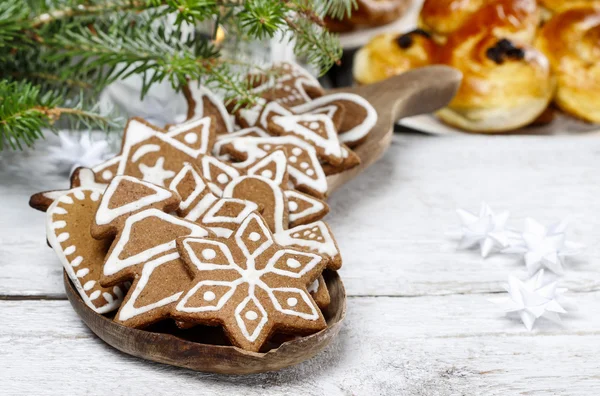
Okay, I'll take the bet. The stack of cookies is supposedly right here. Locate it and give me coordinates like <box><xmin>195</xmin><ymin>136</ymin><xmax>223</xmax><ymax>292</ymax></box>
<box><xmin>30</xmin><ymin>62</ymin><xmax>377</xmax><ymax>353</ymax></box>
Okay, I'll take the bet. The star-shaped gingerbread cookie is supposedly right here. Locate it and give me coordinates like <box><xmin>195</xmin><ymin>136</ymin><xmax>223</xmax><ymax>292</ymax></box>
<box><xmin>174</xmin><ymin>212</ymin><xmax>327</xmax><ymax>352</ymax></box>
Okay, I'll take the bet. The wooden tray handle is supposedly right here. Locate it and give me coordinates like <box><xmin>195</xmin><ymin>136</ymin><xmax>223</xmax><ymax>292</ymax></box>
<box><xmin>334</xmin><ymin>65</ymin><xmax>463</xmax><ymax>125</ymax></box>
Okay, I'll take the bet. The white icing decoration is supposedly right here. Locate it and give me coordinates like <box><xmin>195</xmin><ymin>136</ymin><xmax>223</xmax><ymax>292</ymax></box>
<box><xmin>60</xmin><ymin>196</ymin><xmax>74</xmax><ymax>204</ymax></box>
<box><xmin>308</xmin><ymin>279</ymin><xmax>319</xmax><ymax>293</ymax></box>
<box><xmin>245</xmin><ymin>310</ymin><xmax>258</xmax><ymax>320</ymax></box>
<box><xmin>201</xmin><ymin>198</ymin><xmax>258</xmax><ymax>227</ymax></box>
<box><xmin>217</xmin><ymin>173</ymin><xmax>229</xmax><ymax>184</ymax></box>
<box><xmin>274</xmin><ymin>221</ymin><xmax>339</xmax><ymax>258</ymax></box>
<box><xmin>201</xmin><ymin>156</ymin><xmax>240</xmax><ymax>195</ymax></box>
<box><xmin>76</xmin><ymin>268</ymin><xmax>89</xmax><ymax>278</ymax></box>
<box><xmin>286</xmin><ymin>258</ymin><xmax>301</xmax><ymax>268</ymax></box>
<box><xmin>64</xmin><ymin>246</ymin><xmax>76</xmax><ymax>255</ymax></box>
<box><xmin>258</xmin><ymin>101</ymin><xmax>292</xmax><ymax>130</ymax></box>
<box><xmin>95</xmin><ymin>175</ymin><xmax>174</xmax><ymax>226</ymax></box>
<box><xmin>138</xmin><ymin>157</ymin><xmax>175</xmax><ymax>187</ymax></box>
<box><xmin>166</xmin><ymin>116</ymin><xmax>214</xmax><ymax>154</ymax></box>
<box><xmin>204</xmin><ymin>291</ymin><xmax>216</xmax><ymax>301</ymax></box>
<box><xmin>103</xmin><ymin>209</ymin><xmax>209</xmax><ymax>276</ymax></box>
<box><xmin>246</xmin><ymin>150</ymin><xmax>287</xmax><ymax>186</ymax></box>
<box><xmin>222</xmin><ymin>175</ymin><xmax>286</xmax><ymax>233</ymax></box>
<box><xmin>71</xmin><ymin>256</ymin><xmax>83</xmax><ymax>267</ymax></box>
<box><xmin>169</xmin><ymin>164</ymin><xmax>203</xmax><ymax>210</ymax></box>
<box><xmin>249</xmin><ymin>232</ymin><xmax>261</xmax><ymax>242</ymax></box>
<box><xmin>73</xmin><ymin>190</ymin><xmax>85</xmax><ymax>200</ymax></box>
<box><xmin>53</xmin><ymin>221</ymin><xmax>66</xmax><ymax>229</ymax></box>
<box><xmin>131</xmin><ymin>144</ymin><xmax>161</xmax><ymax>163</ymax></box>
<box><xmin>184</xmin><ymin>193</ymin><xmax>218</xmax><ymax>222</ymax></box>
<box><xmin>287</xmin><ymin>297</ymin><xmax>298</xmax><ymax>307</ymax></box>
<box><xmin>284</xmin><ymin>190</ymin><xmax>326</xmax><ymax>223</ymax></box>
<box><xmin>83</xmin><ymin>280</ymin><xmax>96</xmax><ymax>291</ymax></box>
<box><xmin>177</xmin><ymin>213</ymin><xmax>323</xmax><ymax>343</ymax></box>
<box><xmin>57</xmin><ymin>233</ymin><xmax>70</xmax><ymax>242</ymax></box>
<box><xmin>292</xmin><ymin>93</ymin><xmax>378</xmax><ymax>144</ymax></box>
<box><xmin>289</xmin><ymin>201</ymin><xmax>299</xmax><ymax>212</ymax></box>
<box><xmin>212</xmin><ymin>127</ymin><xmax>270</xmax><ymax>157</ymax></box>
<box><xmin>90</xmin><ymin>290</ymin><xmax>101</xmax><ymax>300</ymax></box>
<box><xmin>184</xmin><ymin>132</ymin><xmax>198</xmax><ymax>144</ymax></box>
<box><xmin>93</xmin><ymin>155</ymin><xmax>122</xmax><ymax>181</ymax></box>
<box><xmin>117</xmin><ymin>252</ymin><xmax>184</xmax><ymax>322</ymax></box>
<box><xmin>227</xmin><ymin>136</ymin><xmax>327</xmax><ymax>195</ymax></box>
<box><xmin>202</xmin><ymin>248</ymin><xmax>217</xmax><ymax>260</ymax></box>
<box><xmin>272</xmin><ymin>114</ymin><xmax>342</xmax><ymax>159</ymax></box>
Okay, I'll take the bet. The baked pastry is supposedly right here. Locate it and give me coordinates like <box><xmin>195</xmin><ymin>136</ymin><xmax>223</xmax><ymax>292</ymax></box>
<box><xmin>419</xmin><ymin>0</ymin><xmax>539</xmax><ymax>44</ymax></box>
<box><xmin>437</xmin><ymin>34</ymin><xmax>554</xmax><ymax>132</ymax></box>
<box><xmin>353</xmin><ymin>30</ymin><xmax>438</xmax><ymax>84</ymax></box>
<box><xmin>536</xmin><ymin>6</ymin><xmax>600</xmax><ymax>123</ymax></box>
<box><xmin>325</xmin><ymin>0</ymin><xmax>410</xmax><ymax>32</ymax></box>
<box><xmin>539</xmin><ymin>0</ymin><xmax>600</xmax><ymax>13</ymax></box>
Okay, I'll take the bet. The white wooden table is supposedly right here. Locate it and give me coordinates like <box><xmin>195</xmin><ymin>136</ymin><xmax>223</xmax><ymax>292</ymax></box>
<box><xmin>3</xmin><ymin>133</ymin><xmax>600</xmax><ymax>395</ymax></box>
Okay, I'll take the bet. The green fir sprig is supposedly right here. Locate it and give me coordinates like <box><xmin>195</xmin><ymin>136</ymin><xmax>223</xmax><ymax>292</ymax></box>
<box><xmin>0</xmin><ymin>0</ymin><xmax>355</xmax><ymax>151</ymax></box>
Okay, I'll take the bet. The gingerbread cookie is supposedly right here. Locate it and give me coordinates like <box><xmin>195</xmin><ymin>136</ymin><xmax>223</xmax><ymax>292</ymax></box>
<box><xmin>212</xmin><ymin>127</ymin><xmax>270</xmax><ymax>161</ymax></box>
<box><xmin>183</xmin><ymin>84</ymin><xmax>233</xmax><ymax>135</ymax></box>
<box><xmin>168</xmin><ymin>163</ymin><xmax>218</xmax><ymax>221</ymax></box>
<box><xmin>100</xmin><ymin>207</ymin><xmax>212</xmax><ymax>328</ymax></box>
<box><xmin>321</xmin><ymin>144</ymin><xmax>361</xmax><ymax>176</ymax></box>
<box><xmin>275</xmin><ymin>221</ymin><xmax>342</xmax><ymax>270</ymax></box>
<box><xmin>253</xmin><ymin>62</ymin><xmax>325</xmax><ymax>107</ymax></box>
<box><xmin>309</xmin><ymin>276</ymin><xmax>330</xmax><ymax>309</ymax></box>
<box><xmin>257</xmin><ymin>100</ymin><xmax>346</xmax><ymax>133</ymax></box>
<box><xmin>267</xmin><ymin>113</ymin><xmax>344</xmax><ymax>166</ymax></box>
<box><xmin>174</xmin><ymin>212</ymin><xmax>327</xmax><ymax>352</ymax></box>
<box><xmin>292</xmin><ymin>93</ymin><xmax>378</xmax><ymax>147</ymax></box>
<box><xmin>30</xmin><ymin>167</ymin><xmax>107</xmax><ymax>212</ymax></box>
<box><xmin>222</xmin><ymin>150</ymin><xmax>290</xmax><ymax>233</ymax></box>
<box><xmin>168</xmin><ymin>161</ymin><xmax>262</xmax><ymax>237</ymax></box>
<box><xmin>92</xmin><ymin>116</ymin><xmax>216</xmax><ymax>187</ymax></box>
<box><xmin>222</xmin><ymin>136</ymin><xmax>328</xmax><ymax>198</ymax></box>
<box><xmin>284</xmin><ymin>190</ymin><xmax>330</xmax><ymax>228</ymax></box>
<box><xmin>231</xmin><ymin>62</ymin><xmax>325</xmax><ymax>128</ymax></box>
<box><xmin>199</xmin><ymin>155</ymin><xmax>241</xmax><ymax>196</ymax></box>
<box><xmin>91</xmin><ymin>175</ymin><xmax>181</xmax><ymax>239</ymax></box>
<box><xmin>46</xmin><ymin>188</ymin><xmax>125</xmax><ymax>313</ymax></box>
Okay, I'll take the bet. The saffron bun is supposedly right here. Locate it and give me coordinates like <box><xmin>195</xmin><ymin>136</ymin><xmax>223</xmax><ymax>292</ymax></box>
<box><xmin>352</xmin><ymin>30</ymin><xmax>438</xmax><ymax>84</ymax></box>
<box><xmin>325</xmin><ymin>0</ymin><xmax>410</xmax><ymax>33</ymax></box>
<box><xmin>436</xmin><ymin>33</ymin><xmax>554</xmax><ymax>132</ymax></box>
<box><xmin>539</xmin><ymin>0</ymin><xmax>600</xmax><ymax>13</ymax></box>
<box><xmin>535</xmin><ymin>6</ymin><xmax>600</xmax><ymax>123</ymax></box>
<box><xmin>419</xmin><ymin>0</ymin><xmax>540</xmax><ymax>43</ymax></box>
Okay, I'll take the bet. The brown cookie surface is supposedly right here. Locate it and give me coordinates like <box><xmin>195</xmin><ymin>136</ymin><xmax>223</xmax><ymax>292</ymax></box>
<box><xmin>46</xmin><ymin>188</ymin><xmax>126</xmax><ymax>313</ymax></box>
<box><xmin>174</xmin><ymin>212</ymin><xmax>327</xmax><ymax>352</ymax></box>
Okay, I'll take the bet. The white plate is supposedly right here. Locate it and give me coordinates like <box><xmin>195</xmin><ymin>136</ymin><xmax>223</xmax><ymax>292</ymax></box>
<box><xmin>338</xmin><ymin>0</ymin><xmax>423</xmax><ymax>49</ymax></box>
<box><xmin>399</xmin><ymin>113</ymin><xmax>600</xmax><ymax>136</ymax></box>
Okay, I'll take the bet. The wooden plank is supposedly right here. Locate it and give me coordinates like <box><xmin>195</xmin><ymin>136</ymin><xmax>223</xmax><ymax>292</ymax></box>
<box><xmin>2</xmin><ymin>134</ymin><xmax>600</xmax><ymax>297</ymax></box>
<box><xmin>2</xmin><ymin>293</ymin><xmax>600</xmax><ymax>395</ymax></box>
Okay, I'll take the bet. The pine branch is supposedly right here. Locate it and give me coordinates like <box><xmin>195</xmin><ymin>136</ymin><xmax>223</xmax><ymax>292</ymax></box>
<box><xmin>0</xmin><ymin>80</ymin><xmax>120</xmax><ymax>150</ymax></box>
<box><xmin>0</xmin><ymin>0</ymin><xmax>356</xmax><ymax>151</ymax></box>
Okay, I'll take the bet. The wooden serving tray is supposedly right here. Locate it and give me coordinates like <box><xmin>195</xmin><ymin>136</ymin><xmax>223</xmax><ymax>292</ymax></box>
<box><xmin>63</xmin><ymin>65</ymin><xmax>461</xmax><ymax>374</ymax></box>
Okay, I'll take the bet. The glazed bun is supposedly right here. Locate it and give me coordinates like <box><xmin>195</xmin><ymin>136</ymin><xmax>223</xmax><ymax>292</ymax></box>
<box><xmin>419</xmin><ymin>0</ymin><xmax>487</xmax><ymax>41</ymax></box>
<box><xmin>536</xmin><ymin>6</ymin><xmax>600</xmax><ymax>123</ymax></box>
<box><xmin>539</xmin><ymin>0</ymin><xmax>600</xmax><ymax>13</ymax></box>
<box><xmin>325</xmin><ymin>0</ymin><xmax>410</xmax><ymax>33</ymax></box>
<box><xmin>437</xmin><ymin>34</ymin><xmax>554</xmax><ymax>132</ymax></box>
<box><xmin>420</xmin><ymin>0</ymin><xmax>539</xmax><ymax>43</ymax></box>
<box><xmin>353</xmin><ymin>30</ymin><xmax>438</xmax><ymax>84</ymax></box>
